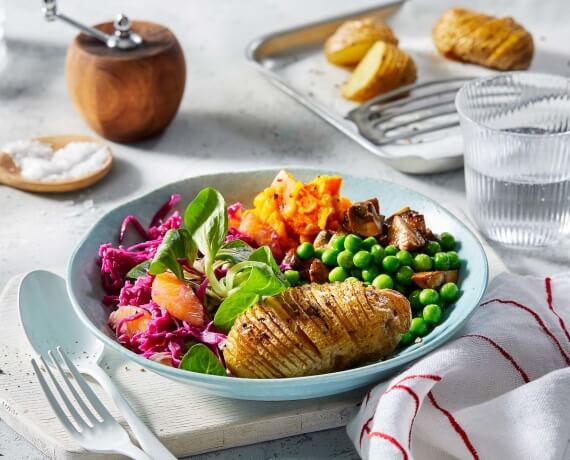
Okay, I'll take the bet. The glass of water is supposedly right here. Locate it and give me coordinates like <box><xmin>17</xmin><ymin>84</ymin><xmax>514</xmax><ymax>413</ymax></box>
<box><xmin>456</xmin><ymin>73</ymin><xmax>570</xmax><ymax>248</ymax></box>
<box><xmin>0</xmin><ymin>0</ymin><xmax>5</xmax><ymax>72</ymax></box>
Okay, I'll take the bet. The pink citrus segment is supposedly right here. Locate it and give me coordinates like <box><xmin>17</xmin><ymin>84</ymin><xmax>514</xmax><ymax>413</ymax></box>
<box><xmin>109</xmin><ymin>306</ymin><xmax>151</xmax><ymax>337</ymax></box>
<box><xmin>151</xmin><ymin>272</ymin><xmax>205</xmax><ymax>327</ymax></box>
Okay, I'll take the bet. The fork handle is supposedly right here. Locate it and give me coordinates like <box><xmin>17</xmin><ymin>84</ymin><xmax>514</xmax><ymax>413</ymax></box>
<box><xmin>85</xmin><ymin>364</ymin><xmax>177</xmax><ymax>460</ymax></box>
<box><xmin>115</xmin><ymin>441</ymin><xmax>154</xmax><ymax>460</ymax></box>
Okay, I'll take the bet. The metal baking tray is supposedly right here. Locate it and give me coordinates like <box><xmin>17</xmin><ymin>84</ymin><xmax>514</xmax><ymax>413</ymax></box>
<box><xmin>246</xmin><ymin>1</ymin><xmax>468</xmax><ymax>174</ymax></box>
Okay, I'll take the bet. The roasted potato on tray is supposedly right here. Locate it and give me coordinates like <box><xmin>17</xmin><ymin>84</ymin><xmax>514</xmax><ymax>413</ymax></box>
<box><xmin>341</xmin><ymin>41</ymin><xmax>417</xmax><ymax>102</ymax></box>
<box><xmin>433</xmin><ymin>8</ymin><xmax>534</xmax><ymax>70</ymax></box>
<box><xmin>223</xmin><ymin>282</ymin><xmax>411</xmax><ymax>378</ymax></box>
<box><xmin>325</xmin><ymin>17</ymin><xmax>399</xmax><ymax>66</ymax></box>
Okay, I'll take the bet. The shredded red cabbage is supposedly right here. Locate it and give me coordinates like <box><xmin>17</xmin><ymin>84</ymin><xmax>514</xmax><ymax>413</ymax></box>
<box><xmin>99</xmin><ymin>194</ymin><xmax>228</xmax><ymax>370</ymax></box>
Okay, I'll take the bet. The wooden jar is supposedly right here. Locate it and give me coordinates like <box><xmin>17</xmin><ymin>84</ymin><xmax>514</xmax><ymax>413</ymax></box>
<box><xmin>66</xmin><ymin>21</ymin><xmax>186</xmax><ymax>143</ymax></box>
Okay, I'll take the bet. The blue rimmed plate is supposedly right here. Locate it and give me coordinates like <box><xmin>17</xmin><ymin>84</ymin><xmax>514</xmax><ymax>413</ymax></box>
<box><xmin>67</xmin><ymin>168</ymin><xmax>488</xmax><ymax>400</ymax></box>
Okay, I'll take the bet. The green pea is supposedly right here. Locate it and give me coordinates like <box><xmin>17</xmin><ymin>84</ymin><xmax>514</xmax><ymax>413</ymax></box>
<box><xmin>353</xmin><ymin>250</ymin><xmax>373</xmax><ymax>268</ymax></box>
<box><xmin>345</xmin><ymin>276</ymin><xmax>360</xmax><ymax>283</ymax></box>
<box><xmin>396</xmin><ymin>250</ymin><xmax>413</xmax><ymax>266</ymax></box>
<box><xmin>382</xmin><ymin>255</ymin><xmax>400</xmax><ymax>273</ymax></box>
<box><xmin>332</xmin><ymin>235</ymin><xmax>346</xmax><ymax>252</ymax></box>
<box><xmin>425</xmin><ymin>241</ymin><xmax>441</xmax><ymax>256</ymax></box>
<box><xmin>399</xmin><ymin>331</ymin><xmax>415</xmax><ymax>346</ymax></box>
<box><xmin>410</xmin><ymin>317</ymin><xmax>429</xmax><ymax>337</ymax></box>
<box><xmin>408</xmin><ymin>290</ymin><xmax>422</xmax><ymax>311</ymax></box>
<box><xmin>433</xmin><ymin>252</ymin><xmax>451</xmax><ymax>270</ymax></box>
<box><xmin>440</xmin><ymin>282</ymin><xmax>459</xmax><ymax>301</ymax></box>
<box><xmin>321</xmin><ymin>248</ymin><xmax>340</xmax><ymax>267</ymax></box>
<box><xmin>337</xmin><ymin>250</ymin><xmax>355</xmax><ymax>269</ymax></box>
<box><xmin>372</xmin><ymin>274</ymin><xmax>394</xmax><ymax>290</ymax></box>
<box><xmin>447</xmin><ymin>251</ymin><xmax>460</xmax><ymax>269</ymax></box>
<box><xmin>370</xmin><ymin>244</ymin><xmax>385</xmax><ymax>264</ymax></box>
<box><xmin>423</xmin><ymin>304</ymin><xmax>443</xmax><ymax>325</ymax></box>
<box><xmin>413</xmin><ymin>253</ymin><xmax>433</xmax><ymax>272</ymax></box>
<box><xmin>344</xmin><ymin>234</ymin><xmax>363</xmax><ymax>252</ymax></box>
<box><xmin>396</xmin><ymin>265</ymin><xmax>414</xmax><ymax>285</ymax></box>
<box><xmin>296</xmin><ymin>242</ymin><xmax>314</xmax><ymax>260</ymax></box>
<box><xmin>362</xmin><ymin>236</ymin><xmax>378</xmax><ymax>251</ymax></box>
<box><xmin>351</xmin><ymin>267</ymin><xmax>363</xmax><ymax>279</ymax></box>
<box><xmin>315</xmin><ymin>247</ymin><xmax>326</xmax><ymax>260</ymax></box>
<box><xmin>361</xmin><ymin>265</ymin><xmax>380</xmax><ymax>283</ymax></box>
<box><xmin>419</xmin><ymin>288</ymin><xmax>440</xmax><ymax>306</ymax></box>
<box><xmin>439</xmin><ymin>232</ymin><xmax>456</xmax><ymax>251</ymax></box>
<box><xmin>284</xmin><ymin>270</ymin><xmax>300</xmax><ymax>285</ymax></box>
<box><xmin>362</xmin><ymin>236</ymin><xmax>378</xmax><ymax>250</ymax></box>
<box><xmin>385</xmin><ymin>244</ymin><xmax>398</xmax><ymax>256</ymax></box>
<box><xmin>328</xmin><ymin>267</ymin><xmax>348</xmax><ymax>283</ymax></box>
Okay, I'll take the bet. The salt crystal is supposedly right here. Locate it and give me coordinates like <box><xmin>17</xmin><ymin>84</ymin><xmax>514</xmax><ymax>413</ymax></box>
<box><xmin>1</xmin><ymin>139</ymin><xmax>110</xmax><ymax>183</ymax></box>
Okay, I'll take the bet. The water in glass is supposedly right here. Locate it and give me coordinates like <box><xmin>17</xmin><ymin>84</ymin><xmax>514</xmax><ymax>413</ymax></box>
<box><xmin>457</xmin><ymin>73</ymin><xmax>570</xmax><ymax>247</ymax></box>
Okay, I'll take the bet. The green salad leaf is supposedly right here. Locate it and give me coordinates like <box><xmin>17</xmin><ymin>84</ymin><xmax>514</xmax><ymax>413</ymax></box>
<box><xmin>213</xmin><ymin>291</ymin><xmax>260</xmax><ymax>332</ymax></box>
<box><xmin>215</xmin><ymin>239</ymin><xmax>254</xmax><ymax>265</ymax></box>
<box><xmin>179</xmin><ymin>344</ymin><xmax>226</xmax><ymax>376</ymax></box>
<box><xmin>126</xmin><ymin>260</ymin><xmax>151</xmax><ymax>280</ymax></box>
<box><xmin>184</xmin><ymin>188</ymin><xmax>228</xmax><ymax>262</ymax></box>
<box><xmin>248</xmin><ymin>246</ymin><xmax>287</xmax><ymax>284</ymax></box>
<box><xmin>149</xmin><ymin>228</ymin><xmax>196</xmax><ymax>280</ymax></box>
<box><xmin>184</xmin><ymin>188</ymin><xmax>228</xmax><ymax>296</ymax></box>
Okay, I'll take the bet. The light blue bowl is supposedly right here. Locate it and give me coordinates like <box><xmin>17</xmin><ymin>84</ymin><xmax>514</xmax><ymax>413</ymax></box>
<box><xmin>67</xmin><ymin>168</ymin><xmax>488</xmax><ymax>400</ymax></box>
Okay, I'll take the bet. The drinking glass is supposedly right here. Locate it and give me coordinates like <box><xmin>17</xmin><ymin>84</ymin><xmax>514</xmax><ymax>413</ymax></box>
<box><xmin>0</xmin><ymin>0</ymin><xmax>5</xmax><ymax>72</ymax></box>
<box><xmin>456</xmin><ymin>73</ymin><xmax>570</xmax><ymax>248</ymax></box>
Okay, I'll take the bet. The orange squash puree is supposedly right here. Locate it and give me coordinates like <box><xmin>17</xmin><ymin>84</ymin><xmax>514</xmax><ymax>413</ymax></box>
<box><xmin>237</xmin><ymin>170</ymin><xmax>351</xmax><ymax>252</ymax></box>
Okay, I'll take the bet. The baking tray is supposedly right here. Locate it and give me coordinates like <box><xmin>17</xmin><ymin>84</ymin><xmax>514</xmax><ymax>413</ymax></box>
<box><xmin>246</xmin><ymin>1</ymin><xmax>473</xmax><ymax>175</ymax></box>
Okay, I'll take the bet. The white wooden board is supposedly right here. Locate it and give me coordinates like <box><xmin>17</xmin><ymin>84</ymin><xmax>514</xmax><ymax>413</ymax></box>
<box><xmin>0</xmin><ymin>208</ymin><xmax>505</xmax><ymax>459</ymax></box>
<box><xmin>0</xmin><ymin>273</ymin><xmax>366</xmax><ymax>459</ymax></box>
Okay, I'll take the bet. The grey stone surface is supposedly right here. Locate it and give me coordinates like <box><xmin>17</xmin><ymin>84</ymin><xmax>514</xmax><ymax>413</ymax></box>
<box><xmin>0</xmin><ymin>0</ymin><xmax>568</xmax><ymax>458</ymax></box>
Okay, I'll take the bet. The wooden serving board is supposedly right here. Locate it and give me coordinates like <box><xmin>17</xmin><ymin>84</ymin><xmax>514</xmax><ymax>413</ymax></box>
<box><xmin>0</xmin><ymin>272</ymin><xmax>365</xmax><ymax>459</ymax></box>
<box><xmin>0</xmin><ymin>209</ymin><xmax>505</xmax><ymax>459</ymax></box>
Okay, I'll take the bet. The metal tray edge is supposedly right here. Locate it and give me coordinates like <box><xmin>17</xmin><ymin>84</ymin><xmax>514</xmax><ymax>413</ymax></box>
<box><xmin>244</xmin><ymin>1</ymin><xmax>465</xmax><ymax>174</ymax></box>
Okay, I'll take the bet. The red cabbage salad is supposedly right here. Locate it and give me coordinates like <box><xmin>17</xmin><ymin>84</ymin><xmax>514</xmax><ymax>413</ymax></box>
<box><xmin>99</xmin><ymin>188</ymin><xmax>290</xmax><ymax>376</ymax></box>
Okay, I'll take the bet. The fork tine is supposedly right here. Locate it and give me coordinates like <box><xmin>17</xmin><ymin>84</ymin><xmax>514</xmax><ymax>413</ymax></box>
<box><xmin>39</xmin><ymin>355</ymin><xmax>89</xmax><ymax>430</ymax></box>
<box><xmin>376</xmin><ymin>121</ymin><xmax>460</xmax><ymax>145</ymax></box>
<box><xmin>349</xmin><ymin>77</ymin><xmax>474</xmax><ymax>115</ymax></box>
<box><xmin>366</xmin><ymin>86</ymin><xmax>462</xmax><ymax>117</ymax></box>
<box><xmin>372</xmin><ymin>97</ymin><xmax>456</xmax><ymax>124</ymax></box>
<box><xmin>56</xmin><ymin>347</ymin><xmax>114</xmax><ymax>421</ymax></box>
<box><xmin>31</xmin><ymin>358</ymin><xmax>79</xmax><ymax>434</ymax></box>
<box><xmin>48</xmin><ymin>350</ymin><xmax>99</xmax><ymax>426</ymax></box>
<box><xmin>381</xmin><ymin>107</ymin><xmax>458</xmax><ymax>133</ymax></box>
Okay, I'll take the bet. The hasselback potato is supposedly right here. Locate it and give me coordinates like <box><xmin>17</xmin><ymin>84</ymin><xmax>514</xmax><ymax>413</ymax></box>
<box><xmin>432</xmin><ymin>8</ymin><xmax>534</xmax><ymax>71</ymax></box>
<box><xmin>341</xmin><ymin>41</ymin><xmax>417</xmax><ymax>102</ymax></box>
<box><xmin>324</xmin><ymin>17</ymin><xmax>399</xmax><ymax>66</ymax></box>
<box><xmin>222</xmin><ymin>282</ymin><xmax>411</xmax><ymax>378</ymax></box>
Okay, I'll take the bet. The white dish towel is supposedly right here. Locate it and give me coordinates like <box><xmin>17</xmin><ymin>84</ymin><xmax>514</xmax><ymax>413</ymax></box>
<box><xmin>347</xmin><ymin>272</ymin><xmax>570</xmax><ymax>460</ymax></box>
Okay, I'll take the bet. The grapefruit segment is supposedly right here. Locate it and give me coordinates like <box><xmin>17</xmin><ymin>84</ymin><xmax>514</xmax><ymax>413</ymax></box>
<box><xmin>109</xmin><ymin>306</ymin><xmax>151</xmax><ymax>337</ymax></box>
<box><xmin>151</xmin><ymin>272</ymin><xmax>205</xmax><ymax>327</ymax></box>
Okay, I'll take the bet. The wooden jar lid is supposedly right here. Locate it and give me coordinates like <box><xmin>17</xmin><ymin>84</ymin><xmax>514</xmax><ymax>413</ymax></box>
<box><xmin>66</xmin><ymin>21</ymin><xmax>186</xmax><ymax>143</ymax></box>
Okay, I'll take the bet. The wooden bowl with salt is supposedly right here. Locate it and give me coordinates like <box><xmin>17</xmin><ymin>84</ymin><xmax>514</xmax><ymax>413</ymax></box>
<box><xmin>0</xmin><ymin>134</ymin><xmax>113</xmax><ymax>193</ymax></box>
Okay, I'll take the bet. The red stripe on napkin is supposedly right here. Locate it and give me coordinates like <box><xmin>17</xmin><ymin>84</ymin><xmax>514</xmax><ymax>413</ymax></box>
<box><xmin>368</xmin><ymin>431</ymin><xmax>409</xmax><ymax>460</ymax></box>
<box><xmin>428</xmin><ymin>391</ymin><xmax>479</xmax><ymax>460</ymax></box>
<box><xmin>545</xmin><ymin>277</ymin><xmax>570</xmax><ymax>344</ymax></box>
<box><xmin>481</xmin><ymin>298</ymin><xmax>570</xmax><ymax>365</ymax></box>
<box><xmin>461</xmin><ymin>334</ymin><xmax>530</xmax><ymax>383</ymax></box>
<box><xmin>387</xmin><ymin>384</ymin><xmax>420</xmax><ymax>447</ymax></box>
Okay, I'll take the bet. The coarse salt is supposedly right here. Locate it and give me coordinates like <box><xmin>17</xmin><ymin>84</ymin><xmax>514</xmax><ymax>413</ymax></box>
<box><xmin>1</xmin><ymin>139</ymin><xmax>109</xmax><ymax>182</ymax></box>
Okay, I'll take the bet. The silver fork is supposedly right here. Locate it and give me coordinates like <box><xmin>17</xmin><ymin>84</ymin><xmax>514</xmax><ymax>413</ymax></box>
<box><xmin>31</xmin><ymin>347</ymin><xmax>152</xmax><ymax>460</ymax></box>
<box><xmin>347</xmin><ymin>77</ymin><xmax>476</xmax><ymax>145</ymax></box>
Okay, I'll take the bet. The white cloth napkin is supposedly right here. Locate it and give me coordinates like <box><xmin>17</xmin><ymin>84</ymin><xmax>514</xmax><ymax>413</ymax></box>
<box><xmin>347</xmin><ymin>272</ymin><xmax>570</xmax><ymax>460</ymax></box>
